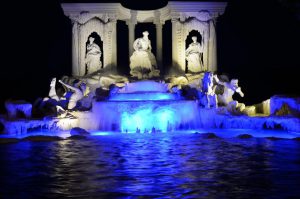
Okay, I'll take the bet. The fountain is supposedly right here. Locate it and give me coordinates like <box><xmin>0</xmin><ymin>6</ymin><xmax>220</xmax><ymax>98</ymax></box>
<box><xmin>92</xmin><ymin>80</ymin><xmax>200</xmax><ymax>132</ymax></box>
<box><xmin>2</xmin><ymin>2</ymin><xmax>300</xmax><ymax>199</ymax></box>
<box><xmin>0</xmin><ymin>1</ymin><xmax>299</xmax><ymax>137</ymax></box>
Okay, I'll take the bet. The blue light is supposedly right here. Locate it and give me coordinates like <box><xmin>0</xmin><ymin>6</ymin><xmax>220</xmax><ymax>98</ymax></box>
<box><xmin>120</xmin><ymin>80</ymin><xmax>169</xmax><ymax>93</ymax></box>
<box><xmin>109</xmin><ymin>92</ymin><xmax>180</xmax><ymax>101</ymax></box>
<box><xmin>90</xmin><ymin>131</ymin><xmax>113</xmax><ymax>136</ymax></box>
<box><xmin>96</xmin><ymin>100</ymin><xmax>201</xmax><ymax>133</ymax></box>
<box><xmin>120</xmin><ymin>106</ymin><xmax>176</xmax><ymax>132</ymax></box>
<box><xmin>92</xmin><ymin>79</ymin><xmax>203</xmax><ymax>133</ymax></box>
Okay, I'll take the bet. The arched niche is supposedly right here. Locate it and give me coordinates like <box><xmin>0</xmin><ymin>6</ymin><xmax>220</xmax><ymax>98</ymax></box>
<box><xmin>182</xmin><ymin>18</ymin><xmax>209</xmax><ymax>72</ymax></box>
<box><xmin>79</xmin><ymin>18</ymin><xmax>104</xmax><ymax>75</ymax></box>
<box><xmin>172</xmin><ymin>17</ymin><xmax>210</xmax><ymax>72</ymax></box>
<box><xmin>78</xmin><ymin>17</ymin><xmax>117</xmax><ymax>76</ymax></box>
<box><xmin>185</xmin><ymin>30</ymin><xmax>203</xmax><ymax>73</ymax></box>
<box><xmin>85</xmin><ymin>32</ymin><xmax>103</xmax><ymax>75</ymax></box>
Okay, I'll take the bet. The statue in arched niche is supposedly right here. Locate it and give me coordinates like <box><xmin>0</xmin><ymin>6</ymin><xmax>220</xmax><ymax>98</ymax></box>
<box><xmin>130</xmin><ymin>31</ymin><xmax>159</xmax><ymax>79</ymax></box>
<box><xmin>186</xmin><ymin>36</ymin><xmax>204</xmax><ymax>73</ymax></box>
<box><xmin>85</xmin><ymin>35</ymin><xmax>102</xmax><ymax>74</ymax></box>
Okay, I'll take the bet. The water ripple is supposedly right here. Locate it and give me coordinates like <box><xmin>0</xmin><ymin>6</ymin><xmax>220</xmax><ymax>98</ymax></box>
<box><xmin>0</xmin><ymin>133</ymin><xmax>300</xmax><ymax>198</ymax></box>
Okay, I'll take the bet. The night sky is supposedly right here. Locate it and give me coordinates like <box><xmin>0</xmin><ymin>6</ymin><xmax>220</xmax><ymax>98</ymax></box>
<box><xmin>1</xmin><ymin>0</ymin><xmax>299</xmax><ymax>113</ymax></box>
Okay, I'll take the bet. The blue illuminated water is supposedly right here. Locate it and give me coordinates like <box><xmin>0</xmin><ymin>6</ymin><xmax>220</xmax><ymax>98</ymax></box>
<box><xmin>93</xmin><ymin>100</ymin><xmax>200</xmax><ymax>132</ymax></box>
<box><xmin>119</xmin><ymin>80</ymin><xmax>169</xmax><ymax>93</ymax></box>
<box><xmin>109</xmin><ymin>92</ymin><xmax>180</xmax><ymax>101</ymax></box>
<box><xmin>1</xmin><ymin>132</ymin><xmax>300</xmax><ymax>198</ymax></box>
<box><xmin>95</xmin><ymin>80</ymin><xmax>196</xmax><ymax>132</ymax></box>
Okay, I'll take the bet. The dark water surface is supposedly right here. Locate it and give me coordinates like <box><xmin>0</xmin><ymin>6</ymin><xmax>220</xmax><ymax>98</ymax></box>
<box><xmin>1</xmin><ymin>133</ymin><xmax>300</xmax><ymax>199</ymax></box>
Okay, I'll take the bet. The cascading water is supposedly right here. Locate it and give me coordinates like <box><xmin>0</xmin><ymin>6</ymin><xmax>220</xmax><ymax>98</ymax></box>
<box><xmin>91</xmin><ymin>80</ymin><xmax>201</xmax><ymax>132</ymax></box>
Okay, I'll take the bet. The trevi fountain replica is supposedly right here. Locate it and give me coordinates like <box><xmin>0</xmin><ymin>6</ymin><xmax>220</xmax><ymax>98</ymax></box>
<box><xmin>1</xmin><ymin>1</ymin><xmax>300</xmax><ymax>137</ymax></box>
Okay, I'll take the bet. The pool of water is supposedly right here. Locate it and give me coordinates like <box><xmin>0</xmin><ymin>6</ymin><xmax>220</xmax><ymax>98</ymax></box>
<box><xmin>1</xmin><ymin>132</ymin><xmax>300</xmax><ymax>198</ymax></box>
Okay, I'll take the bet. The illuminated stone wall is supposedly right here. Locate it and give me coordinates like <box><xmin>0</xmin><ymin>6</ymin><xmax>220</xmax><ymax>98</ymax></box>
<box><xmin>62</xmin><ymin>1</ymin><xmax>227</xmax><ymax>76</ymax></box>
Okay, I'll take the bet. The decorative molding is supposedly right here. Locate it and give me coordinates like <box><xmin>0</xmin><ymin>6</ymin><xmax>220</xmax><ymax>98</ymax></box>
<box><xmin>61</xmin><ymin>3</ymin><xmax>120</xmax><ymax>15</ymax></box>
<box><xmin>154</xmin><ymin>10</ymin><xmax>161</xmax><ymax>25</ymax></box>
<box><xmin>69</xmin><ymin>12</ymin><xmax>118</xmax><ymax>25</ymax></box>
<box><xmin>168</xmin><ymin>2</ymin><xmax>227</xmax><ymax>15</ymax></box>
<box><xmin>62</xmin><ymin>1</ymin><xmax>227</xmax><ymax>23</ymax></box>
<box><xmin>171</xmin><ymin>11</ymin><xmax>214</xmax><ymax>22</ymax></box>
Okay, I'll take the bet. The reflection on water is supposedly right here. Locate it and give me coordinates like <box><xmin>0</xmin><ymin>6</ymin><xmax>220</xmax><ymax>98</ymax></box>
<box><xmin>0</xmin><ymin>133</ymin><xmax>300</xmax><ymax>198</ymax></box>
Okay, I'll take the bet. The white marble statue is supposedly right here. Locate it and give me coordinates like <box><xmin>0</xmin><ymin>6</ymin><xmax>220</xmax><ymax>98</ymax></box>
<box><xmin>58</xmin><ymin>80</ymin><xmax>89</xmax><ymax>110</ymax></box>
<box><xmin>185</xmin><ymin>36</ymin><xmax>204</xmax><ymax>73</ymax></box>
<box><xmin>85</xmin><ymin>36</ymin><xmax>102</xmax><ymax>74</ymax></box>
<box><xmin>32</xmin><ymin>77</ymin><xmax>68</xmax><ymax>117</ymax></box>
<box><xmin>199</xmin><ymin>72</ymin><xmax>218</xmax><ymax>108</ymax></box>
<box><xmin>43</xmin><ymin>78</ymin><xmax>61</xmax><ymax>102</ymax></box>
<box><xmin>215</xmin><ymin>77</ymin><xmax>246</xmax><ymax>113</ymax></box>
<box><xmin>130</xmin><ymin>31</ymin><xmax>158</xmax><ymax>79</ymax></box>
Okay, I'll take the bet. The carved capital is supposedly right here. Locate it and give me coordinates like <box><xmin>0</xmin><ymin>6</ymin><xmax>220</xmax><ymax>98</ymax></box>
<box><xmin>210</xmin><ymin>12</ymin><xmax>219</xmax><ymax>23</ymax></box>
<box><xmin>170</xmin><ymin>12</ymin><xmax>180</xmax><ymax>23</ymax></box>
<box><xmin>69</xmin><ymin>14</ymin><xmax>80</xmax><ymax>23</ymax></box>
<box><xmin>68</xmin><ymin>12</ymin><xmax>118</xmax><ymax>24</ymax></box>
<box><xmin>128</xmin><ymin>10</ymin><xmax>137</xmax><ymax>24</ymax></box>
<box><xmin>155</xmin><ymin>23</ymin><xmax>164</xmax><ymax>28</ymax></box>
<box><xmin>153</xmin><ymin>10</ymin><xmax>164</xmax><ymax>25</ymax></box>
<box><xmin>107</xmin><ymin>13</ymin><xmax>118</xmax><ymax>22</ymax></box>
<box><xmin>126</xmin><ymin>20</ymin><xmax>137</xmax><ymax>26</ymax></box>
<box><xmin>71</xmin><ymin>20</ymin><xmax>79</xmax><ymax>35</ymax></box>
<box><xmin>174</xmin><ymin>11</ymin><xmax>213</xmax><ymax>22</ymax></box>
<box><xmin>154</xmin><ymin>21</ymin><xmax>165</xmax><ymax>25</ymax></box>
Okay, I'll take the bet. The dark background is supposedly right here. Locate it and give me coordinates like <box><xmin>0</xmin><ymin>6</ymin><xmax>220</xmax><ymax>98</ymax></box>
<box><xmin>1</xmin><ymin>0</ymin><xmax>299</xmax><ymax>113</ymax></box>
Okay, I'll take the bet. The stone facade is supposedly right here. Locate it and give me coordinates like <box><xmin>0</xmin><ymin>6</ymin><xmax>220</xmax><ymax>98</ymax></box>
<box><xmin>61</xmin><ymin>1</ymin><xmax>227</xmax><ymax>76</ymax></box>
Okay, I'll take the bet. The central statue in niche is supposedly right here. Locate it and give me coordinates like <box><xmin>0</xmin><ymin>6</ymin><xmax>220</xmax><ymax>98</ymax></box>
<box><xmin>130</xmin><ymin>31</ymin><xmax>160</xmax><ymax>79</ymax></box>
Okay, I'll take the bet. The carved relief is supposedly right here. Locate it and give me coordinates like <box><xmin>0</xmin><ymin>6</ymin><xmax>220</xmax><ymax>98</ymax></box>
<box><xmin>69</xmin><ymin>12</ymin><xmax>116</xmax><ymax>25</ymax></box>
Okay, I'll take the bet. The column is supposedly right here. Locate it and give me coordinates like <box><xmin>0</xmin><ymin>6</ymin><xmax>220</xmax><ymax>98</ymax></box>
<box><xmin>171</xmin><ymin>19</ymin><xmax>177</xmax><ymax>68</ymax></box>
<box><xmin>154</xmin><ymin>11</ymin><xmax>163</xmax><ymax>68</ymax></box>
<box><xmin>111</xmin><ymin>18</ymin><xmax>117</xmax><ymax>68</ymax></box>
<box><xmin>72</xmin><ymin>20</ymin><xmax>79</xmax><ymax>76</ymax></box>
<box><xmin>171</xmin><ymin>18</ymin><xmax>184</xmax><ymax>71</ymax></box>
<box><xmin>127</xmin><ymin>10</ymin><xmax>137</xmax><ymax>57</ymax></box>
<box><xmin>208</xmin><ymin>19</ymin><xmax>217</xmax><ymax>72</ymax></box>
<box><xmin>156</xmin><ymin>23</ymin><xmax>163</xmax><ymax>68</ymax></box>
<box><xmin>127</xmin><ymin>22</ymin><xmax>136</xmax><ymax>56</ymax></box>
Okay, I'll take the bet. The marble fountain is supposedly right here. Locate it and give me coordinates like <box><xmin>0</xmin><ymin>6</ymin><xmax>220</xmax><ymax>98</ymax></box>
<box><xmin>0</xmin><ymin>1</ymin><xmax>299</xmax><ymax>139</ymax></box>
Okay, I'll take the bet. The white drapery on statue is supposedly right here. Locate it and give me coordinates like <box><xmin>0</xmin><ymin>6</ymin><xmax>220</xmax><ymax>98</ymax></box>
<box><xmin>85</xmin><ymin>37</ymin><xmax>102</xmax><ymax>74</ymax></box>
<box><xmin>130</xmin><ymin>33</ymin><xmax>157</xmax><ymax>70</ymax></box>
<box><xmin>185</xmin><ymin>36</ymin><xmax>204</xmax><ymax>72</ymax></box>
<box><xmin>129</xmin><ymin>31</ymin><xmax>159</xmax><ymax>79</ymax></box>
